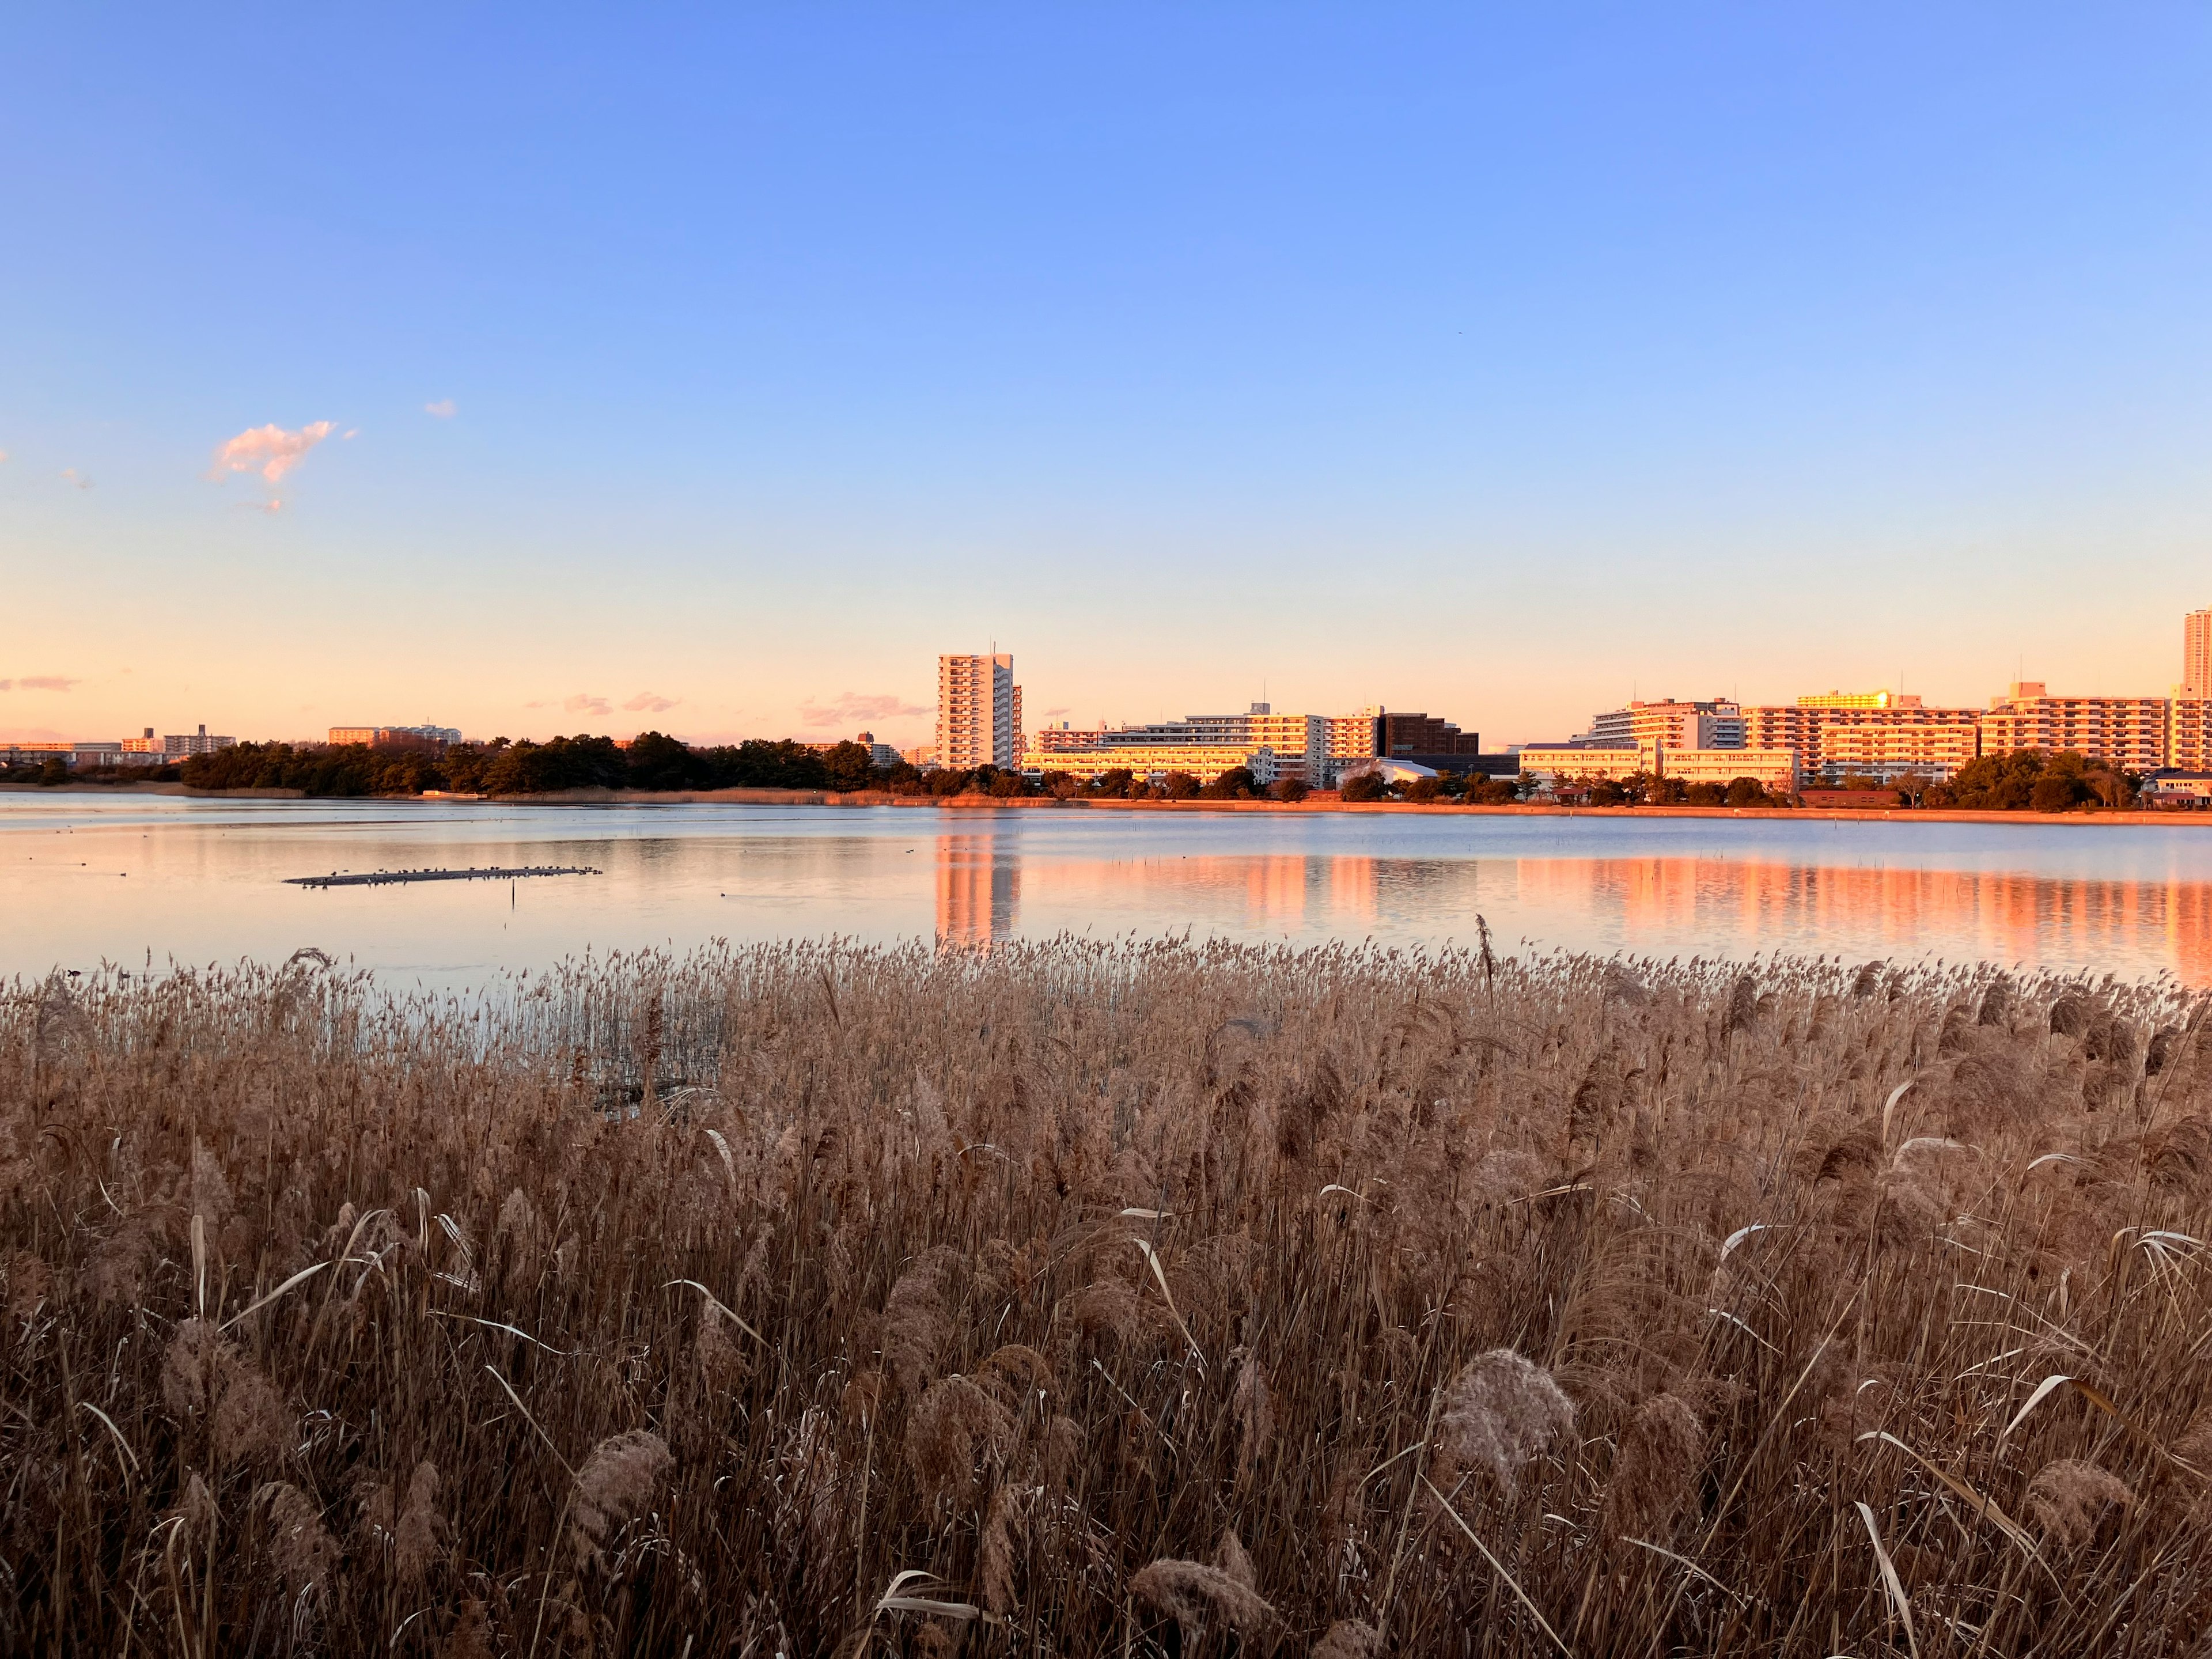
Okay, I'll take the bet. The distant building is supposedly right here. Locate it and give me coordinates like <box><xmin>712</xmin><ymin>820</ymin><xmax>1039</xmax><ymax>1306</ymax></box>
<box><xmin>1320</xmin><ymin>709</ymin><xmax>1385</xmax><ymax>780</ymax></box>
<box><xmin>329</xmin><ymin>725</ymin><xmax>461</xmax><ymax>747</ymax></box>
<box><xmin>1083</xmin><ymin>704</ymin><xmax>1330</xmax><ymax>781</ymax></box>
<box><xmin>854</xmin><ymin>730</ymin><xmax>902</xmax><ymax>768</ymax></box>
<box><xmin>1018</xmin><ymin>743</ymin><xmax>1281</xmax><ymax>786</ymax></box>
<box><xmin>1978</xmin><ymin>683</ymin><xmax>2167</xmax><ymax>775</ymax></box>
<box><xmin>1797</xmin><ymin>690</ymin><xmax>1921</xmax><ymax>710</ymax></box>
<box><xmin>1336</xmin><ymin>757</ymin><xmax>1440</xmax><ymax>785</ymax></box>
<box><xmin>1031</xmin><ymin>722</ymin><xmax>1110</xmax><ymax>753</ymax></box>
<box><xmin>938</xmin><ymin>653</ymin><xmax>1020</xmax><ymax>770</ymax></box>
<box><xmin>1380</xmin><ymin>711</ymin><xmax>1483</xmax><ymax>756</ymax></box>
<box><xmin>1741</xmin><ymin>694</ymin><xmax>1979</xmax><ymax>783</ymax></box>
<box><xmin>2143</xmin><ymin>770</ymin><xmax>2212</xmax><ymax>808</ymax></box>
<box><xmin>2186</xmin><ymin>611</ymin><xmax>2212</xmax><ymax>700</ymax></box>
<box><xmin>1656</xmin><ymin>747</ymin><xmax>1800</xmax><ymax>794</ymax></box>
<box><xmin>1516</xmin><ymin>744</ymin><xmax>1642</xmax><ymax>781</ymax></box>
<box><xmin>1575</xmin><ymin>698</ymin><xmax>1744</xmax><ymax>751</ymax></box>
<box><xmin>1518</xmin><ymin>742</ymin><xmax>1798</xmax><ymax>794</ymax></box>
<box><xmin>162</xmin><ymin>726</ymin><xmax>234</xmax><ymax>756</ymax></box>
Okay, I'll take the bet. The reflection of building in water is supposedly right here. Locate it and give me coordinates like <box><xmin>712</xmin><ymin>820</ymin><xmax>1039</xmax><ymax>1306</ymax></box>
<box><xmin>1512</xmin><ymin>855</ymin><xmax>2212</xmax><ymax>983</ymax></box>
<box><xmin>1242</xmin><ymin>855</ymin><xmax>1308</xmax><ymax>929</ymax></box>
<box><xmin>935</xmin><ymin>836</ymin><xmax>1019</xmax><ymax>946</ymax></box>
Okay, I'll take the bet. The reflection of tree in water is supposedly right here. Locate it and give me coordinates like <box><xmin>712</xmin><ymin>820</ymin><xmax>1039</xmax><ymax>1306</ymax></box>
<box><xmin>934</xmin><ymin>835</ymin><xmax>1019</xmax><ymax>947</ymax></box>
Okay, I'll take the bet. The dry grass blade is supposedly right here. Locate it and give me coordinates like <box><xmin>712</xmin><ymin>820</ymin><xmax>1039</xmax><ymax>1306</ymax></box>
<box><xmin>484</xmin><ymin>1365</ymin><xmax>575</xmax><ymax>1479</ymax></box>
<box><xmin>1131</xmin><ymin>1238</ymin><xmax>1203</xmax><ymax>1363</ymax></box>
<box><xmin>217</xmin><ymin>1262</ymin><xmax>327</xmax><ymax>1331</ymax></box>
<box><xmin>1999</xmin><ymin>1375</ymin><xmax>2075</xmax><ymax>1444</ymax></box>
<box><xmin>1857</xmin><ymin>1431</ymin><xmax>2044</xmax><ymax>1563</ymax></box>
<box><xmin>663</xmin><ymin>1278</ymin><xmax>766</xmax><ymax>1346</ymax></box>
<box><xmin>1856</xmin><ymin>1501</ymin><xmax>1919</xmax><ymax>1659</ymax></box>
<box><xmin>75</xmin><ymin>1402</ymin><xmax>139</xmax><ymax>1488</ymax></box>
<box><xmin>1421</xmin><ymin>1475</ymin><xmax>1574</xmax><ymax>1657</ymax></box>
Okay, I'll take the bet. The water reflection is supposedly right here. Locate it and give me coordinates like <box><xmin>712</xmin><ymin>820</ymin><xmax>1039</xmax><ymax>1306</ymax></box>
<box><xmin>9</xmin><ymin>797</ymin><xmax>2212</xmax><ymax>984</ymax></box>
<box><xmin>934</xmin><ymin>835</ymin><xmax>1020</xmax><ymax>946</ymax></box>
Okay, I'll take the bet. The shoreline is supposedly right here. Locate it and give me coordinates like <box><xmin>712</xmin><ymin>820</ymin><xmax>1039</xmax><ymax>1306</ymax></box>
<box><xmin>6</xmin><ymin>778</ymin><xmax>2209</xmax><ymax>825</ymax></box>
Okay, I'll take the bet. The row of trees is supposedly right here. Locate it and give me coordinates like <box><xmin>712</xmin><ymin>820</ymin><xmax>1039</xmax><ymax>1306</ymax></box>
<box><xmin>1541</xmin><ymin>770</ymin><xmax>1790</xmax><ymax>808</ymax></box>
<box><xmin>1922</xmin><ymin>748</ymin><xmax>2138</xmax><ymax>811</ymax></box>
<box><xmin>174</xmin><ymin>734</ymin><xmax>884</xmax><ymax>797</ymax></box>
<box><xmin>17</xmin><ymin>737</ymin><xmax>2154</xmax><ymax>813</ymax></box>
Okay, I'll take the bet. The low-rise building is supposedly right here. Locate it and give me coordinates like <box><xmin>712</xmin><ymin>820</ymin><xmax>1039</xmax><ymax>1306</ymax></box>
<box><xmin>1518</xmin><ymin>742</ymin><xmax>1797</xmax><ymax>793</ymax></box>
<box><xmin>329</xmin><ymin>724</ymin><xmax>462</xmax><ymax>747</ymax></box>
<box><xmin>1657</xmin><ymin>747</ymin><xmax>1800</xmax><ymax>793</ymax></box>
<box><xmin>1020</xmin><ymin>744</ymin><xmax>1279</xmax><ymax>786</ymax></box>
<box><xmin>2143</xmin><ymin>770</ymin><xmax>2212</xmax><ymax>808</ymax></box>
<box><xmin>1517</xmin><ymin>743</ymin><xmax>1643</xmax><ymax>781</ymax></box>
<box><xmin>1073</xmin><ymin>704</ymin><xmax>1334</xmax><ymax>782</ymax></box>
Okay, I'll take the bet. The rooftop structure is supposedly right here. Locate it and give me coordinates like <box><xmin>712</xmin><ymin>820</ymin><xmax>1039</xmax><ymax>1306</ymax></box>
<box><xmin>1796</xmin><ymin>690</ymin><xmax>1923</xmax><ymax>710</ymax></box>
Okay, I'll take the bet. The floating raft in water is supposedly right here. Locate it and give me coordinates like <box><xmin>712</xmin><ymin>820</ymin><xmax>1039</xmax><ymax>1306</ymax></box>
<box><xmin>286</xmin><ymin>865</ymin><xmax>603</xmax><ymax>889</ymax></box>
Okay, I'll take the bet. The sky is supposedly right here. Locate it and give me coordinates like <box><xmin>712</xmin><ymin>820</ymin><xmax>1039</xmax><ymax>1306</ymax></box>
<box><xmin>3</xmin><ymin>5</ymin><xmax>2209</xmax><ymax>749</ymax></box>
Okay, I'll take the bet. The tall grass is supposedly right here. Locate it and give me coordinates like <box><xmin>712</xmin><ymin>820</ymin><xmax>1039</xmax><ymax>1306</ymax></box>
<box><xmin>6</xmin><ymin>938</ymin><xmax>2212</xmax><ymax>1655</ymax></box>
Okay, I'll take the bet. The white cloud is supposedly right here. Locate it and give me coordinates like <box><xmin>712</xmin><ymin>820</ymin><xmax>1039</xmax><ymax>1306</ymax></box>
<box><xmin>210</xmin><ymin>421</ymin><xmax>335</xmax><ymax>484</ymax></box>
<box><xmin>563</xmin><ymin>693</ymin><xmax>613</xmax><ymax>718</ymax></box>
<box><xmin>424</xmin><ymin>399</ymin><xmax>456</xmax><ymax>418</ymax></box>
<box><xmin>623</xmin><ymin>691</ymin><xmax>681</xmax><ymax>713</ymax></box>
<box><xmin>798</xmin><ymin>691</ymin><xmax>929</xmax><ymax>728</ymax></box>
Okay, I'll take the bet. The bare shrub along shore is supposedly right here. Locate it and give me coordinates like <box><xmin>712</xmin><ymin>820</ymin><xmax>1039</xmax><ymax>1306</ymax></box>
<box><xmin>7</xmin><ymin>939</ymin><xmax>2212</xmax><ymax>1655</ymax></box>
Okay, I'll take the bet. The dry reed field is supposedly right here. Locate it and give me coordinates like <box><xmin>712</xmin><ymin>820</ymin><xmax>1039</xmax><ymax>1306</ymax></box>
<box><xmin>7</xmin><ymin>937</ymin><xmax>2212</xmax><ymax>1656</ymax></box>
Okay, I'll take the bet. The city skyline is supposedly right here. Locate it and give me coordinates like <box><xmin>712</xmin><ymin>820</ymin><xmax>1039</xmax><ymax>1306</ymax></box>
<box><xmin>6</xmin><ymin>8</ymin><xmax>2209</xmax><ymax>748</ymax></box>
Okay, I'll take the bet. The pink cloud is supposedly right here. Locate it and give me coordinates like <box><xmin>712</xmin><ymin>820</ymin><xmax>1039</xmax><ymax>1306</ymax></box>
<box><xmin>798</xmin><ymin>691</ymin><xmax>929</xmax><ymax>728</ymax></box>
<box><xmin>209</xmin><ymin>421</ymin><xmax>335</xmax><ymax>484</ymax></box>
<box><xmin>563</xmin><ymin>693</ymin><xmax>613</xmax><ymax>718</ymax></box>
<box><xmin>2</xmin><ymin>676</ymin><xmax>78</xmax><ymax>692</ymax></box>
<box><xmin>623</xmin><ymin>691</ymin><xmax>680</xmax><ymax>713</ymax></box>
<box><xmin>60</xmin><ymin>468</ymin><xmax>93</xmax><ymax>489</ymax></box>
<box><xmin>424</xmin><ymin>399</ymin><xmax>456</xmax><ymax>418</ymax></box>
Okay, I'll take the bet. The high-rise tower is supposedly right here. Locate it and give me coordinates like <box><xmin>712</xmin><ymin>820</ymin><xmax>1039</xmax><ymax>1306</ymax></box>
<box><xmin>937</xmin><ymin>653</ymin><xmax>1020</xmax><ymax>770</ymax></box>
<box><xmin>2184</xmin><ymin>609</ymin><xmax>2212</xmax><ymax>700</ymax></box>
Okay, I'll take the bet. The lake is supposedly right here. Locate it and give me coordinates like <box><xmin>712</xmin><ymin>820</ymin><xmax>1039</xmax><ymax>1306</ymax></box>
<box><xmin>8</xmin><ymin>794</ymin><xmax>2212</xmax><ymax>986</ymax></box>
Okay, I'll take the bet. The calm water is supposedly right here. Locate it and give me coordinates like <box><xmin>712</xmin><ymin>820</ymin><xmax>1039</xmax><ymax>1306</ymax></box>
<box><xmin>9</xmin><ymin>794</ymin><xmax>2212</xmax><ymax>986</ymax></box>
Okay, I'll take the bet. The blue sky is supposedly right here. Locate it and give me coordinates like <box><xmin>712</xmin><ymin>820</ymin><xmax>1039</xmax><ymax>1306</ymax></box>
<box><xmin>3</xmin><ymin>5</ymin><xmax>2208</xmax><ymax>747</ymax></box>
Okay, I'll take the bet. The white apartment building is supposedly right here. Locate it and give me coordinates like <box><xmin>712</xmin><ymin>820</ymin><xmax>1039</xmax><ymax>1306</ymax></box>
<box><xmin>1578</xmin><ymin>698</ymin><xmax>1745</xmax><ymax>751</ymax></box>
<box><xmin>161</xmin><ymin>726</ymin><xmax>236</xmax><ymax>756</ymax></box>
<box><xmin>1979</xmin><ymin>683</ymin><xmax>2168</xmax><ymax>775</ymax></box>
<box><xmin>1518</xmin><ymin>743</ymin><xmax>1797</xmax><ymax>793</ymax></box>
<box><xmin>937</xmin><ymin>654</ymin><xmax>1021</xmax><ymax>771</ymax></box>
<box><xmin>1018</xmin><ymin>744</ymin><xmax>1279</xmax><ymax>786</ymax></box>
<box><xmin>1740</xmin><ymin>696</ymin><xmax>1980</xmax><ymax>783</ymax></box>
<box><xmin>1087</xmin><ymin>704</ymin><xmax>1331</xmax><ymax>781</ymax></box>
